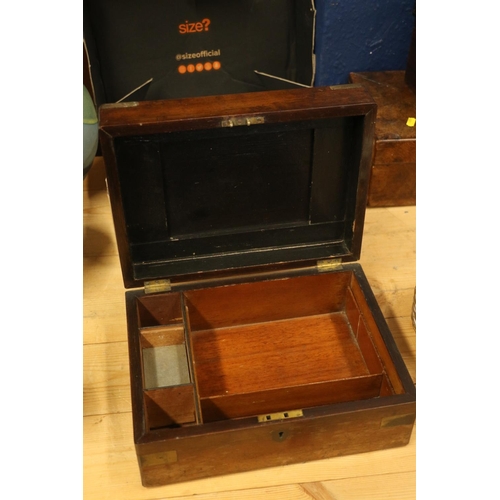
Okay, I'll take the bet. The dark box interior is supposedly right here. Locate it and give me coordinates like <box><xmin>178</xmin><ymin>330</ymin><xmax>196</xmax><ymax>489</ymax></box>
<box><xmin>113</xmin><ymin>115</ymin><xmax>364</xmax><ymax>281</ymax></box>
<box><xmin>98</xmin><ymin>87</ymin><xmax>376</xmax><ymax>286</ymax></box>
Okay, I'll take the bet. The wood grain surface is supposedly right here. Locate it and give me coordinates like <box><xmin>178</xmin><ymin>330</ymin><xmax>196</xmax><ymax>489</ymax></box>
<box><xmin>83</xmin><ymin>157</ymin><xmax>416</xmax><ymax>499</ymax></box>
<box><xmin>348</xmin><ymin>71</ymin><xmax>416</xmax><ymax>207</ymax></box>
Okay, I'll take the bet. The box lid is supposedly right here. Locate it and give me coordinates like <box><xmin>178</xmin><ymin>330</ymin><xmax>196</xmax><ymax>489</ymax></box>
<box><xmin>99</xmin><ymin>85</ymin><xmax>376</xmax><ymax>288</ymax></box>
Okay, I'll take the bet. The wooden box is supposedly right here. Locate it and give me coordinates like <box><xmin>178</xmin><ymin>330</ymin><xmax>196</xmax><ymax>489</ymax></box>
<box><xmin>99</xmin><ymin>86</ymin><xmax>416</xmax><ymax>487</ymax></box>
<box><xmin>349</xmin><ymin>71</ymin><xmax>416</xmax><ymax>207</ymax></box>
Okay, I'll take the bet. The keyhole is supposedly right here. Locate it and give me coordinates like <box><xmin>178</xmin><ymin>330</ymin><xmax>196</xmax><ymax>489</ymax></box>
<box><xmin>272</xmin><ymin>429</ymin><xmax>288</xmax><ymax>442</ymax></box>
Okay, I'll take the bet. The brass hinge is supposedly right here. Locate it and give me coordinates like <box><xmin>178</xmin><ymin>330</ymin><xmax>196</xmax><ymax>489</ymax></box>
<box><xmin>144</xmin><ymin>279</ymin><xmax>172</xmax><ymax>294</ymax></box>
<box><xmin>316</xmin><ymin>258</ymin><xmax>342</xmax><ymax>272</ymax></box>
<box><xmin>101</xmin><ymin>101</ymin><xmax>139</xmax><ymax>109</ymax></box>
<box><xmin>257</xmin><ymin>409</ymin><xmax>303</xmax><ymax>423</ymax></box>
<box><xmin>221</xmin><ymin>115</ymin><xmax>265</xmax><ymax>128</ymax></box>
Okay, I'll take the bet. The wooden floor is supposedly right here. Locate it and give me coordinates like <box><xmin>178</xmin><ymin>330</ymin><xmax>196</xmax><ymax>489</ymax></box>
<box><xmin>83</xmin><ymin>157</ymin><xmax>416</xmax><ymax>500</ymax></box>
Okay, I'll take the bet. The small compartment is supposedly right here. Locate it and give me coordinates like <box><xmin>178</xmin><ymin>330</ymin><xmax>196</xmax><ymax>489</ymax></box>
<box><xmin>141</xmin><ymin>325</ymin><xmax>190</xmax><ymax>390</ymax></box>
<box><xmin>136</xmin><ymin>293</ymin><xmax>199</xmax><ymax>430</ymax></box>
<box><xmin>136</xmin><ymin>292</ymin><xmax>183</xmax><ymax>328</ymax></box>
<box><xmin>144</xmin><ymin>385</ymin><xmax>197</xmax><ymax>430</ymax></box>
<box><xmin>140</xmin><ymin>329</ymin><xmax>197</xmax><ymax>429</ymax></box>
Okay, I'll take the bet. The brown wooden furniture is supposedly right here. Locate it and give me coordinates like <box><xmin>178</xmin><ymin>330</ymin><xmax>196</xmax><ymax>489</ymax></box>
<box><xmin>349</xmin><ymin>71</ymin><xmax>416</xmax><ymax>207</ymax></box>
<box><xmin>84</xmin><ymin>158</ymin><xmax>416</xmax><ymax>498</ymax></box>
<box><xmin>94</xmin><ymin>85</ymin><xmax>416</xmax><ymax>488</ymax></box>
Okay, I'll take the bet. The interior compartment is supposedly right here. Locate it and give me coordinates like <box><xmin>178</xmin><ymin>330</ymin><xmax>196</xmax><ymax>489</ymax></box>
<box><xmin>141</xmin><ymin>326</ymin><xmax>190</xmax><ymax>390</ymax></box>
<box><xmin>191</xmin><ymin>312</ymin><xmax>384</xmax><ymax>422</ymax></box>
<box><xmin>136</xmin><ymin>292</ymin><xmax>183</xmax><ymax>328</ymax></box>
<box><xmin>135</xmin><ymin>270</ymin><xmax>403</xmax><ymax>430</ymax></box>
<box><xmin>137</xmin><ymin>294</ymin><xmax>199</xmax><ymax>429</ymax></box>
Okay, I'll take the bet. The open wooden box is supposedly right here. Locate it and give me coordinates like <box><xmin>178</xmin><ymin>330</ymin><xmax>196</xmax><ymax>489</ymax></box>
<box><xmin>99</xmin><ymin>85</ymin><xmax>416</xmax><ymax>487</ymax></box>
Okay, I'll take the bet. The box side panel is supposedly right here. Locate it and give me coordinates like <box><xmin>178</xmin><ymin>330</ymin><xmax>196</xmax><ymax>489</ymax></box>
<box><xmin>126</xmin><ymin>289</ymin><xmax>148</xmax><ymax>442</ymax></box>
<box><xmin>185</xmin><ymin>272</ymin><xmax>351</xmax><ymax>330</ymax></box>
<box><xmin>199</xmin><ymin>375</ymin><xmax>383</xmax><ymax>422</ymax></box>
<box><xmin>347</xmin><ymin>264</ymin><xmax>415</xmax><ymax>395</ymax></box>
<box><xmin>370</xmin><ymin>140</ymin><xmax>416</xmax><ymax>207</ymax></box>
<box><xmin>368</xmin><ymin>163</ymin><xmax>416</xmax><ymax>207</ymax></box>
<box><xmin>374</xmin><ymin>140</ymin><xmax>416</xmax><ymax>165</ymax></box>
<box><xmin>136</xmin><ymin>401</ymin><xmax>415</xmax><ymax>487</ymax></box>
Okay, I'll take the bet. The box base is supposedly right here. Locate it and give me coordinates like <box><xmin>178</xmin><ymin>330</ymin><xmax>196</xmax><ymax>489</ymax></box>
<box><xmin>126</xmin><ymin>264</ymin><xmax>416</xmax><ymax>486</ymax></box>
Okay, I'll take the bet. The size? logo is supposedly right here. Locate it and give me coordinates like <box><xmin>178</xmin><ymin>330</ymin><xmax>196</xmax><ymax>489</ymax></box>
<box><xmin>179</xmin><ymin>19</ymin><xmax>211</xmax><ymax>34</ymax></box>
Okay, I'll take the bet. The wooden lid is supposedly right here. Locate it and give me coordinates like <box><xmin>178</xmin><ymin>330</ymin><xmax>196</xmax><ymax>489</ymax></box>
<box><xmin>99</xmin><ymin>86</ymin><xmax>376</xmax><ymax>288</ymax></box>
<box><xmin>349</xmin><ymin>71</ymin><xmax>416</xmax><ymax>141</ymax></box>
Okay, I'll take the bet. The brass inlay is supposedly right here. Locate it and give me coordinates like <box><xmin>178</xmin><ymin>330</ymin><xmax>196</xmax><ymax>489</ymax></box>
<box><xmin>257</xmin><ymin>409</ymin><xmax>303</xmax><ymax>423</ymax></box>
<box><xmin>380</xmin><ymin>414</ymin><xmax>415</xmax><ymax>428</ymax></box>
<box><xmin>139</xmin><ymin>450</ymin><xmax>178</xmax><ymax>467</ymax></box>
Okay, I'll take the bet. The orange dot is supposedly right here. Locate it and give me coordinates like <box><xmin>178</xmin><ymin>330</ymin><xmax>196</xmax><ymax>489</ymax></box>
<box><xmin>204</xmin><ymin>62</ymin><xmax>212</xmax><ymax>71</ymax></box>
<box><xmin>187</xmin><ymin>64</ymin><xmax>195</xmax><ymax>73</ymax></box>
<box><xmin>212</xmin><ymin>61</ymin><xmax>221</xmax><ymax>70</ymax></box>
<box><xmin>196</xmin><ymin>63</ymin><xmax>204</xmax><ymax>72</ymax></box>
<box><xmin>178</xmin><ymin>65</ymin><xmax>187</xmax><ymax>74</ymax></box>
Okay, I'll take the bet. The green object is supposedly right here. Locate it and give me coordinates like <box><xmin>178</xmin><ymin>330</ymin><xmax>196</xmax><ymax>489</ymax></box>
<box><xmin>83</xmin><ymin>85</ymin><xmax>98</xmax><ymax>178</ymax></box>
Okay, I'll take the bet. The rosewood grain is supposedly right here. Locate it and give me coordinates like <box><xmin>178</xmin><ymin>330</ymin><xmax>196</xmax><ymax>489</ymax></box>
<box><xmin>136</xmin><ymin>401</ymin><xmax>415</xmax><ymax>487</ymax></box>
<box><xmin>102</xmin><ymin>86</ymin><xmax>415</xmax><ymax>487</ymax></box>
<box><xmin>369</xmin><ymin>162</ymin><xmax>416</xmax><ymax>207</ymax></box>
<box><xmin>99</xmin><ymin>86</ymin><xmax>376</xmax><ymax>137</ymax></box>
<box><xmin>124</xmin><ymin>264</ymin><xmax>416</xmax><ymax>486</ymax></box>
<box><xmin>349</xmin><ymin>71</ymin><xmax>416</xmax><ymax>207</ymax></box>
